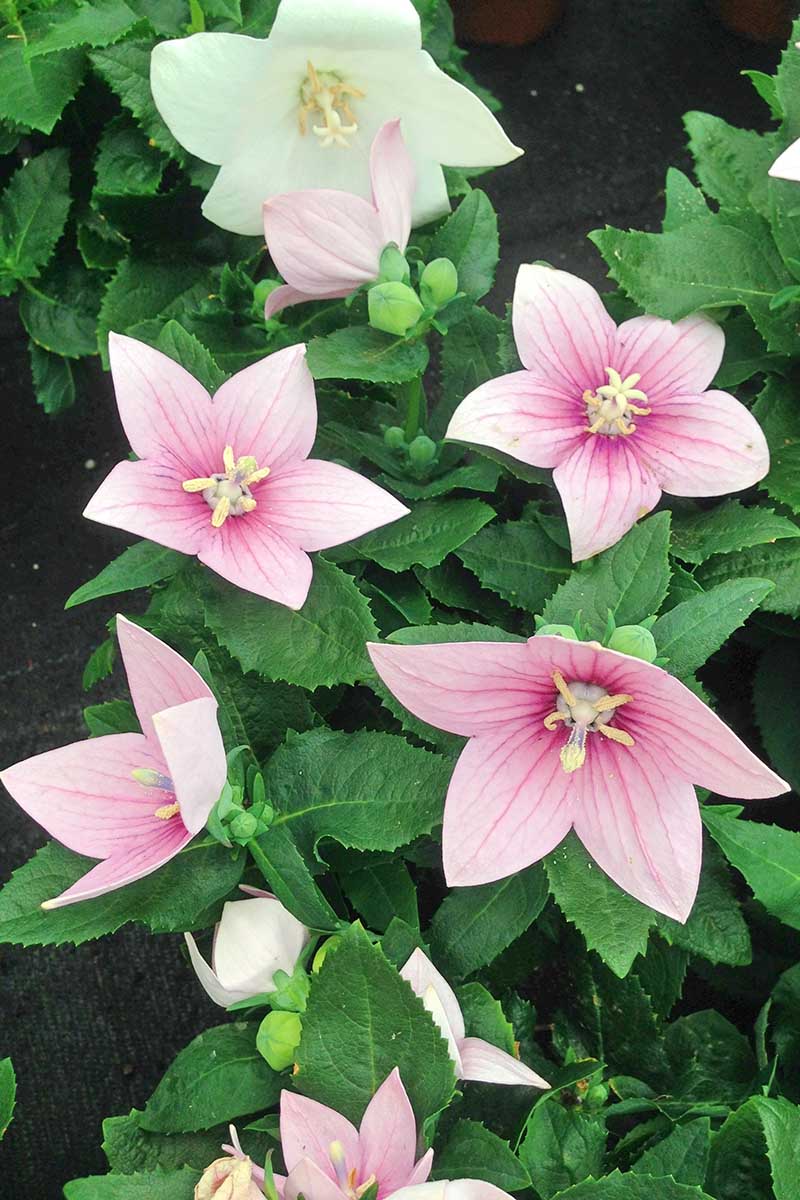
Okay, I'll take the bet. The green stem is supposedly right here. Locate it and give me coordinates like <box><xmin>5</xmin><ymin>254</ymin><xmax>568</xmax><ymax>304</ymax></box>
<box><xmin>401</xmin><ymin>375</ymin><xmax>426</xmax><ymax>441</ymax></box>
<box><xmin>248</xmin><ymin>836</ymin><xmax>272</xmax><ymax>886</ymax></box>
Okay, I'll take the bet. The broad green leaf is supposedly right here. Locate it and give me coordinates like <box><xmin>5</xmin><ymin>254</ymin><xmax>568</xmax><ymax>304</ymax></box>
<box><xmin>0</xmin><ymin>839</ymin><xmax>243</xmax><ymax>947</ymax></box>
<box><xmin>25</xmin><ymin>0</ymin><xmax>139</xmax><ymax>58</ymax></box>
<box><xmin>204</xmin><ymin>558</ymin><xmax>378</xmax><ymax>689</ymax></box>
<box><xmin>329</xmin><ymin>498</ymin><xmax>495</xmax><ymax>572</ymax></box>
<box><xmin>705</xmin><ymin>1096</ymin><xmax>777</xmax><ymax>1200</ymax></box>
<box><xmin>457</xmin><ymin>982</ymin><xmax>516</xmax><ymax>1053</ymax></box>
<box><xmin>416</xmin><ymin>557</ymin><xmax>512</xmax><ymax>625</ymax></box>
<box><xmin>545</xmin><ymin>833</ymin><xmax>654</xmax><ymax>978</ymax></box>
<box><xmin>696</xmin><ymin>544</ymin><xmax>800</xmax><ymax>618</ymax></box>
<box><xmin>64</xmin><ymin>1170</ymin><xmax>198</xmax><ymax>1199</ymax></box>
<box><xmin>306</xmin><ymin>325</ymin><xmax>430</xmax><ymax>383</ymax></box>
<box><xmin>84</xmin><ymin>698</ymin><xmax>139</xmax><ymax>736</ymax></box>
<box><xmin>0</xmin><ymin>24</ymin><xmax>84</xmax><ymax>133</ymax></box>
<box><xmin>518</xmin><ymin>1103</ymin><xmax>606</xmax><ymax>1198</ymax></box>
<box><xmin>140</xmin><ymin>1023</ymin><xmax>279</xmax><ymax>1134</ymax></box>
<box><xmin>89</xmin><ymin>40</ymin><xmax>185</xmax><ymax>160</ymax></box>
<box><xmin>250</xmin><ymin>825</ymin><xmax>343</xmax><ymax>932</ymax></box>
<box><xmin>703</xmin><ymin>806</ymin><xmax>800</xmax><ymax>931</ymax></box>
<box><xmin>428</xmin><ymin>866</ymin><xmax>548</xmax><ymax>979</ymax></box>
<box><xmin>0</xmin><ymin>1058</ymin><xmax>15</xmax><ymax>1140</ymax></box>
<box><xmin>684</xmin><ymin>112</ymin><xmax>774</xmax><ymax>212</ymax></box>
<box><xmin>29</xmin><ymin>341</ymin><xmax>75</xmax><ymax>413</ymax></box>
<box><xmin>632</xmin><ymin>934</ymin><xmax>688</xmax><ymax>1019</ymax></box>
<box><xmin>156</xmin><ymin>320</ymin><xmax>227</xmax><ymax>392</ymax></box>
<box><xmin>542</xmin><ymin>514</ymin><xmax>671</xmax><ymax>637</ymax></box>
<box><xmin>754</xmin><ymin>639</ymin><xmax>800</xmax><ymax>791</ymax></box>
<box><xmin>428</xmin><ymin>189</ymin><xmax>499</xmax><ymax>300</ymax></box>
<box><xmin>712</xmin><ymin>312</ymin><xmax>785</xmax><ymax>389</ymax></box>
<box><xmin>662</xmin><ymin>167</ymin><xmax>710</xmax><ymax>232</ymax></box>
<box><xmin>456</xmin><ymin>518</ymin><xmax>571</xmax><ymax>614</ymax></box>
<box><xmin>295</xmin><ymin>924</ymin><xmax>456</xmax><ymax>1122</ymax></box>
<box><xmin>631</xmin><ymin>1117</ymin><xmax>710</xmax><ymax>1186</ymax></box>
<box><xmin>83</xmin><ymin>636</ymin><xmax>117</xmax><ymax>689</ymax></box>
<box><xmin>94</xmin><ymin>114</ymin><xmax>165</xmax><ymax>196</ymax></box>
<box><xmin>651</xmin><ymin>577</ymin><xmax>773</xmax><ymax>678</ymax></box>
<box><xmin>103</xmin><ymin>1109</ymin><xmax>238</xmax><ymax>1174</ymax></box>
<box><xmin>550</xmin><ymin>1171</ymin><xmax>715</xmax><ymax>1198</ymax></box>
<box><xmin>376</xmin><ymin>458</ymin><xmax>501</xmax><ymax>500</ymax></box>
<box><xmin>0</xmin><ymin>148</ymin><xmax>70</xmax><ymax>281</ymax></box>
<box><xmin>19</xmin><ymin>264</ymin><xmax>101</xmax><ymax>358</ymax></box>
<box><xmin>97</xmin><ymin>257</ymin><xmax>208</xmax><ymax>365</ymax></box>
<box><xmin>752</xmin><ymin>375</ymin><xmax>800</xmax><ymax>514</ymax></box>
<box><xmin>67</xmin><ymin>541</ymin><xmax>188</xmax><ymax>608</ymax></box>
<box><xmin>434</xmin><ymin>306</ymin><xmax>503</xmax><ymax>438</ymax></box>
<box><xmin>432</xmin><ymin>1120</ymin><xmax>530</xmax><ymax>1191</ymax></box>
<box><xmin>341</xmin><ymin>859</ymin><xmax>419</xmax><ymax>932</ymax></box>
<box><xmin>752</xmin><ymin>1095</ymin><xmax>800</xmax><ymax>1200</ymax></box>
<box><xmin>655</xmin><ymin>840</ymin><xmax>751</xmax><ymax>967</ymax></box>
<box><xmin>670</xmin><ymin>500</ymin><xmax>800</xmax><ymax>565</ymax></box>
<box><xmin>666</xmin><ymin>1010</ymin><xmax>756</xmax><ymax>1102</ymax></box>
<box><xmin>77</xmin><ymin>206</ymin><xmax>127</xmax><ymax>270</ymax></box>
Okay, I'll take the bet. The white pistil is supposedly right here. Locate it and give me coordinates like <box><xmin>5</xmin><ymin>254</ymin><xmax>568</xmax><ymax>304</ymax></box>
<box><xmin>583</xmin><ymin>366</ymin><xmax>651</xmax><ymax>437</ymax></box>
<box><xmin>183</xmin><ymin>445</ymin><xmax>269</xmax><ymax>528</ymax></box>
<box><xmin>299</xmin><ymin>60</ymin><xmax>364</xmax><ymax>148</ymax></box>
<box><xmin>543</xmin><ymin>670</ymin><xmax>634</xmax><ymax>773</ymax></box>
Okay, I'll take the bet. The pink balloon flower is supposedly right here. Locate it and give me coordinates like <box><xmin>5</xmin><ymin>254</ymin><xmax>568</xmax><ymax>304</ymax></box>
<box><xmin>446</xmin><ymin>265</ymin><xmax>770</xmax><ymax>562</ymax></box>
<box><xmin>263</xmin><ymin>119</ymin><xmax>415</xmax><ymax>318</ymax></box>
<box><xmin>84</xmin><ymin>336</ymin><xmax>408</xmax><ymax>609</ymax></box>
<box><xmin>400</xmin><ymin>948</ymin><xmax>549</xmax><ymax>1089</ymax></box>
<box><xmin>368</xmin><ymin>635</ymin><xmax>788</xmax><ymax>922</ymax></box>
<box><xmin>0</xmin><ymin>617</ymin><xmax>227</xmax><ymax>908</ymax></box>
<box><xmin>279</xmin><ymin>1069</ymin><xmax>433</xmax><ymax>1200</ymax></box>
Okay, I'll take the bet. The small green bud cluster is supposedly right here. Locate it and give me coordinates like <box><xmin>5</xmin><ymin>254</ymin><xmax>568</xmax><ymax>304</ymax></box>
<box><xmin>383</xmin><ymin>426</ymin><xmax>441</xmax><ymax>471</ymax></box>
<box><xmin>206</xmin><ymin>762</ymin><xmax>274</xmax><ymax>846</ymax></box>
<box><xmin>368</xmin><ymin>244</ymin><xmax>461</xmax><ymax>337</ymax></box>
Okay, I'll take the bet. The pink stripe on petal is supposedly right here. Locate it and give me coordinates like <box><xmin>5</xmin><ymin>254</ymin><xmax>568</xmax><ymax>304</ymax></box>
<box><xmin>370</xmin><ymin>119</ymin><xmax>415</xmax><ymax>249</ymax></box>
<box><xmin>44</xmin><ymin>819</ymin><xmax>192</xmax><ymax>908</ymax></box>
<box><xmin>280</xmin><ymin>1091</ymin><xmax>359</xmax><ymax>1177</ymax></box>
<box><xmin>265</xmin><ymin>283</ymin><xmax>352</xmax><ymax>318</ymax></box>
<box><xmin>359</xmin><ymin>1070</ymin><xmax>418</xmax><ymax>1196</ymax></box>
<box><xmin>198</xmin><ymin>509</ymin><xmax>314</xmax><ymax>608</ymax></box>
<box><xmin>512</xmin><ymin>265</ymin><xmax>616</xmax><ymax>392</ymax></box>
<box><xmin>400</xmin><ymin>948</ymin><xmax>465</xmax><ymax>1042</ymax></box>
<box><xmin>152</xmin><ymin>696</ymin><xmax>226</xmax><ymax>835</ymax></box>
<box><xmin>83</xmin><ymin>459</ymin><xmax>209</xmax><ymax>555</ymax></box>
<box><xmin>443</xmin><ymin>725</ymin><xmax>574</xmax><ymax>887</ymax></box>
<box><xmin>552</xmin><ymin>436</ymin><xmax>661</xmax><ymax>561</ymax></box>
<box><xmin>263</xmin><ymin>190</ymin><xmax>384</xmax><ymax>297</ymax></box>
<box><xmin>116</xmin><ymin>616</ymin><xmax>215</xmax><ymax>743</ymax></box>
<box><xmin>458</xmin><ymin>1038</ymin><xmax>549</xmax><ymax>1089</ymax></box>
<box><xmin>613</xmin><ymin>313</ymin><xmax>724</xmax><ymax>405</ymax></box>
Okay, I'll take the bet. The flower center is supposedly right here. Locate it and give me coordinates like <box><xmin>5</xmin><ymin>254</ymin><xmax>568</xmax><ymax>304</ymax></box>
<box><xmin>182</xmin><ymin>445</ymin><xmax>270</xmax><ymax>529</ymax></box>
<box><xmin>131</xmin><ymin>767</ymin><xmax>180</xmax><ymax>820</ymax></box>
<box><xmin>583</xmin><ymin>367</ymin><xmax>651</xmax><ymax>437</ymax></box>
<box><xmin>299</xmin><ymin>60</ymin><xmax>364</xmax><ymax>148</ymax></box>
<box><xmin>543</xmin><ymin>670</ymin><xmax>635</xmax><ymax>773</ymax></box>
<box><xmin>329</xmin><ymin>1141</ymin><xmax>377</xmax><ymax>1200</ymax></box>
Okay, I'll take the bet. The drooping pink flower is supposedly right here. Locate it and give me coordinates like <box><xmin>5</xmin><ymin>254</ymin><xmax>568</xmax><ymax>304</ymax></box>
<box><xmin>368</xmin><ymin>635</ymin><xmax>788</xmax><ymax>922</ymax></box>
<box><xmin>446</xmin><ymin>265</ymin><xmax>770</xmax><ymax>561</ymax></box>
<box><xmin>263</xmin><ymin>120</ymin><xmax>415</xmax><ymax>318</ymax></box>
<box><xmin>280</xmin><ymin>1069</ymin><xmax>433</xmax><ymax>1200</ymax></box>
<box><xmin>83</xmin><ymin>337</ymin><xmax>408</xmax><ymax>609</ymax></box>
<box><xmin>400</xmin><ymin>949</ymin><xmax>549</xmax><ymax>1089</ymax></box>
<box><xmin>0</xmin><ymin>617</ymin><xmax>227</xmax><ymax>908</ymax></box>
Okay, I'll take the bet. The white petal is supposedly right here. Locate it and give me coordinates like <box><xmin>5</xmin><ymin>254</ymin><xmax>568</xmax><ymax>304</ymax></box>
<box><xmin>421</xmin><ymin>983</ymin><xmax>465</xmax><ymax>1075</ymax></box>
<box><xmin>769</xmin><ymin>137</ymin><xmax>800</xmax><ymax>182</ymax></box>
<box><xmin>184</xmin><ymin>931</ymin><xmax>245</xmax><ymax>1007</ymax></box>
<box><xmin>212</xmin><ymin>897</ymin><xmax>309</xmax><ymax>995</ymax></box>
<box><xmin>269</xmin><ymin>0</ymin><xmax>421</xmax><ymax>50</ymax></box>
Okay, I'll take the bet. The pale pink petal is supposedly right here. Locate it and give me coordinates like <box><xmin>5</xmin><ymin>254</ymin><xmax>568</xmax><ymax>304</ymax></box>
<box><xmin>391</xmin><ymin>1182</ymin><xmax>514</xmax><ymax>1200</ymax></box>
<box><xmin>613</xmin><ymin>313</ymin><xmax>724</xmax><ymax>404</ymax></box>
<box><xmin>446</xmin><ymin>372</ymin><xmax>586</xmax><ymax>469</ymax></box>
<box><xmin>458</xmin><ymin>1038</ymin><xmax>550</xmax><ymax>1089</ymax></box>
<box><xmin>0</xmin><ymin>733</ymin><xmax>167</xmax><ymax>858</ymax></box>
<box><xmin>197</xmin><ymin>510</ymin><xmax>313</xmax><ymax>608</ymax></box>
<box><xmin>266</xmin><ymin>284</ymin><xmax>352</xmax><ymax>319</ymax></box>
<box><xmin>107</xmin><ymin>333</ymin><xmax>217</xmax><ymax>471</ymax></box>
<box><xmin>83</xmin><ymin>459</ymin><xmax>209</xmax><ymax>555</ymax></box>
<box><xmin>184</xmin><ymin>931</ymin><xmax>244</xmax><ymax>1008</ymax></box>
<box><xmin>366</xmin><ymin>641</ymin><xmax>550</xmax><ymax>737</ymax></box>
<box><xmin>442</xmin><ymin>725</ymin><xmax>574</xmax><ymax>887</ymax></box>
<box><xmin>359</xmin><ymin>1070</ymin><xmax>418</xmax><ymax>1195</ymax></box>
<box><xmin>408</xmin><ymin>1151</ymin><xmax>434</xmax><ymax>1187</ymax></box>
<box><xmin>416</xmin><ymin>982</ymin><xmax>464</xmax><ymax>1076</ymax></box>
<box><xmin>116</xmin><ymin>615</ymin><xmax>215</xmax><ymax>743</ymax></box>
<box><xmin>399</xmin><ymin>949</ymin><xmax>465</xmax><ymax>1042</ymax></box>
<box><xmin>152</xmin><ymin>697</ymin><xmax>226</xmax><ymax>835</ymax></box>
<box><xmin>512</xmin><ymin>265</ymin><xmax>616</xmax><ymax>391</ymax></box>
<box><xmin>263</xmin><ymin>459</ymin><xmax>409</xmax><ymax>551</ymax></box>
<box><xmin>284</xmin><ymin>1160</ymin><xmax>346</xmax><ymax>1200</ymax></box>
<box><xmin>633</xmin><ymin>390</ymin><xmax>770</xmax><ymax>497</ymax></box>
<box><xmin>552</xmin><ymin>436</ymin><xmax>662</xmax><ymax>561</ymax></box>
<box><xmin>770</xmin><ymin>137</ymin><xmax>800</xmax><ymax>181</ymax></box>
<box><xmin>212</xmin><ymin>345</ymin><xmax>317</xmax><ymax>473</ymax></box>
<box><xmin>370</xmin><ymin>120</ymin><xmax>415</xmax><ymax>249</ymax></box>
<box><xmin>280</xmin><ymin>1091</ymin><xmax>359</xmax><ymax>1176</ymax></box>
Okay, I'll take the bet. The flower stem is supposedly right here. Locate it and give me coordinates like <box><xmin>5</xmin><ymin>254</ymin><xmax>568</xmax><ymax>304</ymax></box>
<box><xmin>402</xmin><ymin>376</ymin><xmax>426</xmax><ymax>441</ymax></box>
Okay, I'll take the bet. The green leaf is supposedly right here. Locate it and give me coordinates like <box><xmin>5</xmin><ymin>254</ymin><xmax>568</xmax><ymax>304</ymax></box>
<box><xmin>64</xmin><ymin>1170</ymin><xmax>198</xmax><ymax>1199</ymax></box>
<box><xmin>25</xmin><ymin>0</ymin><xmax>139</xmax><ymax>58</ymax></box>
<box><xmin>666</xmin><ymin>1010</ymin><xmax>756</xmax><ymax>1102</ymax></box>
<box><xmin>140</xmin><ymin>1022</ymin><xmax>279</xmax><ymax>1134</ymax></box>
<box><xmin>295</xmin><ymin>923</ymin><xmax>456</xmax><ymax>1122</ymax></box>
<box><xmin>684</xmin><ymin>112</ymin><xmax>774</xmax><ymax>212</ymax></box>
<box><xmin>89</xmin><ymin>39</ymin><xmax>185</xmax><ymax>160</ymax></box>
<box><xmin>94</xmin><ymin>113</ymin><xmax>165</xmax><ymax>196</ymax></box>
<box><xmin>0</xmin><ymin>149</ymin><xmax>71</xmax><ymax>283</ymax></box>
<box><xmin>752</xmin><ymin>375</ymin><xmax>800</xmax><ymax>514</ymax></box>
<box><xmin>751</xmin><ymin>1096</ymin><xmax>800</xmax><ymax>1200</ymax></box>
<box><xmin>84</xmin><ymin>698</ymin><xmax>139</xmax><ymax>736</ymax></box>
<box><xmin>341</xmin><ymin>859</ymin><xmax>419</xmax><ymax>932</ymax></box>
<box><xmin>83</xmin><ymin>636</ymin><xmax>117</xmax><ymax>689</ymax></box>
<box><xmin>330</xmin><ymin>498</ymin><xmax>495</xmax><ymax>572</ymax></box>
<box><xmin>550</xmin><ymin>1171</ymin><xmax>715</xmax><ymax>1198</ymax></box>
<box><xmin>655</xmin><ymin>840</ymin><xmax>751</xmax><ymax>967</ymax></box>
<box><xmin>456</xmin><ymin>518</ymin><xmax>571</xmax><ymax>614</ymax></box>
<box><xmin>703</xmin><ymin>806</ymin><xmax>800</xmax><ymax>932</ymax></box>
<box><xmin>19</xmin><ymin>264</ymin><xmax>102</xmax><ymax>358</ymax></box>
<box><xmin>695</xmin><ymin>543</ymin><xmax>800</xmax><ymax>618</ymax></box>
<box><xmin>379</xmin><ymin>459</ymin><xmax>500</xmax><ymax>501</ymax></box>
<box><xmin>77</xmin><ymin>206</ymin><xmax>127</xmax><ymax>270</ymax></box>
<box><xmin>428</xmin><ymin>866</ymin><xmax>548</xmax><ymax>979</ymax></box>
<box><xmin>204</xmin><ymin>558</ymin><xmax>378</xmax><ymax>689</ymax></box>
<box><xmin>250</xmin><ymin>825</ymin><xmax>342</xmax><ymax>932</ymax></box>
<box><xmin>0</xmin><ymin>839</ymin><xmax>243</xmax><ymax>947</ymax></box>
<box><xmin>518</xmin><ymin>1103</ymin><xmax>606</xmax><ymax>1198</ymax></box>
<box><xmin>754</xmin><ymin>639</ymin><xmax>800</xmax><ymax>791</ymax></box>
<box><xmin>0</xmin><ymin>1058</ymin><xmax>15</xmax><ymax>1140</ymax></box>
<box><xmin>434</xmin><ymin>306</ymin><xmax>503</xmax><ymax>438</ymax></box>
<box><xmin>428</xmin><ymin>189</ymin><xmax>499</xmax><ymax>300</ymax></box>
<box><xmin>631</xmin><ymin>1117</ymin><xmax>710</xmax><ymax>1185</ymax></box>
<box><xmin>662</xmin><ymin>167</ymin><xmax>710</xmax><ymax>232</ymax></box>
<box><xmin>705</xmin><ymin>1095</ymin><xmax>799</xmax><ymax>1200</ymax></box>
<box><xmin>651</xmin><ymin>577</ymin><xmax>773</xmax><ymax>678</ymax></box>
<box><xmin>102</xmin><ymin>1109</ymin><xmax>233</xmax><ymax>1175</ymax></box>
<box><xmin>97</xmin><ymin>256</ymin><xmax>209</xmax><ymax>366</ymax></box>
<box><xmin>712</xmin><ymin>312</ymin><xmax>785</xmax><ymax>389</ymax></box>
<box><xmin>457</xmin><ymin>981</ymin><xmax>516</xmax><ymax>1052</ymax></box>
<box><xmin>0</xmin><ymin>24</ymin><xmax>84</xmax><ymax>133</ymax></box>
<box><xmin>28</xmin><ymin>341</ymin><xmax>75</xmax><ymax>413</ymax></box>
<box><xmin>545</xmin><ymin>833</ymin><xmax>654</xmax><ymax>978</ymax></box>
<box><xmin>66</xmin><ymin>540</ymin><xmax>188</xmax><ymax>608</ymax></box>
<box><xmin>542</xmin><ymin>514</ymin><xmax>671</xmax><ymax>637</ymax></box>
<box><xmin>155</xmin><ymin>319</ymin><xmax>226</xmax><ymax>393</ymax></box>
<box><xmin>432</xmin><ymin>1120</ymin><xmax>530</xmax><ymax>1191</ymax></box>
<box><xmin>306</xmin><ymin>326</ymin><xmax>430</xmax><ymax>383</ymax></box>
<box><xmin>670</xmin><ymin>500</ymin><xmax>800</xmax><ymax>565</ymax></box>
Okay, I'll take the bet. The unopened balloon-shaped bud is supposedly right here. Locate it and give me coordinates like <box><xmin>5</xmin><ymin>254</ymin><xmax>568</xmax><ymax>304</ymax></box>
<box><xmin>408</xmin><ymin>434</ymin><xmax>438</xmax><ymax>468</ymax></box>
<box><xmin>228</xmin><ymin>810</ymin><xmax>259</xmax><ymax>842</ymax></box>
<box><xmin>257</xmin><ymin>1010</ymin><xmax>302</xmax><ymax>1071</ymax></box>
<box><xmin>535</xmin><ymin>624</ymin><xmax>578</xmax><ymax>640</ymax></box>
<box><xmin>384</xmin><ymin>425</ymin><xmax>406</xmax><ymax>449</ymax></box>
<box><xmin>368</xmin><ymin>281</ymin><xmax>424</xmax><ymax>336</ymax></box>
<box><xmin>195</xmin><ymin>1155</ymin><xmax>263</xmax><ymax>1200</ymax></box>
<box><xmin>420</xmin><ymin>257</ymin><xmax>459</xmax><ymax>308</ymax></box>
<box><xmin>379</xmin><ymin>243</ymin><xmax>411</xmax><ymax>284</ymax></box>
<box><xmin>254</xmin><ymin>279</ymin><xmax>282</xmax><ymax>313</ymax></box>
<box><xmin>584</xmin><ymin>1083</ymin><xmax>609</xmax><ymax>1109</ymax></box>
<box><xmin>312</xmin><ymin>935</ymin><xmax>343</xmax><ymax>973</ymax></box>
<box><xmin>608</xmin><ymin>624</ymin><xmax>658</xmax><ymax>663</ymax></box>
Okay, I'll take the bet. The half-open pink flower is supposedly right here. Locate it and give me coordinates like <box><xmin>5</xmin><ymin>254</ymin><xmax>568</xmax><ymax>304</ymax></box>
<box><xmin>83</xmin><ymin>336</ymin><xmax>408</xmax><ymax>609</ymax></box>
<box><xmin>0</xmin><ymin>617</ymin><xmax>227</xmax><ymax>908</ymax></box>
<box><xmin>446</xmin><ymin>265</ymin><xmax>770</xmax><ymax>561</ymax></box>
<box><xmin>368</xmin><ymin>635</ymin><xmax>788</xmax><ymax>922</ymax></box>
<box><xmin>400</xmin><ymin>948</ymin><xmax>549</xmax><ymax>1089</ymax></box>
<box><xmin>263</xmin><ymin>119</ymin><xmax>415</xmax><ymax>318</ymax></box>
<box><xmin>280</xmin><ymin>1069</ymin><xmax>433</xmax><ymax>1200</ymax></box>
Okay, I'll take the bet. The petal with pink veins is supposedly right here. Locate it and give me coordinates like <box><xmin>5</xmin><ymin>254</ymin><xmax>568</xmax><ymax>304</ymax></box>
<box><xmin>370</xmin><ymin>119</ymin><xmax>415</xmax><ymax>248</ymax></box>
<box><xmin>280</xmin><ymin>1091</ymin><xmax>359</xmax><ymax>1177</ymax></box>
<box><xmin>263</xmin><ymin>460</ymin><xmax>409</xmax><ymax>551</ymax></box>
<box><xmin>512</xmin><ymin>265</ymin><xmax>616</xmax><ymax>392</ymax></box>
<box><xmin>198</xmin><ymin>510</ymin><xmax>314</xmax><ymax>609</ymax></box>
<box><xmin>116</xmin><ymin>615</ymin><xmax>216</xmax><ymax>743</ymax></box>
<box><xmin>407</xmin><ymin>1150</ymin><xmax>435</xmax><ymax>1188</ymax></box>
<box><xmin>152</xmin><ymin>697</ymin><xmax>226</xmax><ymax>835</ymax></box>
<box><xmin>284</xmin><ymin>1158</ymin><xmax>347</xmax><ymax>1200</ymax></box>
<box><xmin>358</xmin><ymin>1069</ymin><xmax>418</xmax><ymax>1195</ymax></box>
<box><xmin>83</xmin><ymin>459</ymin><xmax>209</xmax><ymax>556</ymax></box>
<box><xmin>391</xmin><ymin>1181</ymin><xmax>515</xmax><ymax>1200</ymax></box>
<box><xmin>552</xmin><ymin>435</ymin><xmax>662</xmax><ymax>562</ymax></box>
<box><xmin>458</xmin><ymin>1038</ymin><xmax>550</xmax><ymax>1089</ymax></box>
<box><xmin>613</xmin><ymin>313</ymin><xmax>724</xmax><ymax>405</ymax></box>
<box><xmin>265</xmin><ymin>284</ymin><xmax>354</xmax><ymax>319</ymax></box>
<box><xmin>443</xmin><ymin>724</ymin><xmax>575</xmax><ymax>887</ymax></box>
<box><xmin>446</xmin><ymin>372</ymin><xmax>586</xmax><ymax>469</ymax></box>
<box><xmin>400</xmin><ymin>948</ymin><xmax>465</xmax><ymax>1042</ymax></box>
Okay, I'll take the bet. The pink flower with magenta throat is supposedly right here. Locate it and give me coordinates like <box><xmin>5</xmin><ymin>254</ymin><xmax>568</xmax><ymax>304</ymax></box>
<box><xmin>84</xmin><ymin>337</ymin><xmax>408</xmax><ymax>609</ymax></box>
<box><xmin>263</xmin><ymin>119</ymin><xmax>415</xmax><ymax>317</ymax></box>
<box><xmin>400</xmin><ymin>948</ymin><xmax>549</xmax><ymax>1089</ymax></box>
<box><xmin>446</xmin><ymin>265</ymin><xmax>770</xmax><ymax>562</ymax></box>
<box><xmin>0</xmin><ymin>617</ymin><xmax>227</xmax><ymax>908</ymax></box>
<box><xmin>368</xmin><ymin>635</ymin><xmax>788</xmax><ymax>922</ymax></box>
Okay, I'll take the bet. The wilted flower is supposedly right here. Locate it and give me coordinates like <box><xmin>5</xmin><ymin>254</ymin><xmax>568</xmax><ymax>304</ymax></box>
<box><xmin>196</xmin><ymin>1154</ymin><xmax>264</xmax><ymax>1199</ymax></box>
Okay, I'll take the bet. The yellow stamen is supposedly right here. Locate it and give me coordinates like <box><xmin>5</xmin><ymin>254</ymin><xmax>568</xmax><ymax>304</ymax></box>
<box><xmin>598</xmin><ymin>724</ymin><xmax>635</xmax><ymax>746</ymax></box>
<box><xmin>243</xmin><ymin>465</ymin><xmax>270</xmax><ymax>486</ymax></box>
<box><xmin>222</xmin><ymin>444</ymin><xmax>236</xmax><ymax>475</ymax></box>
<box><xmin>235</xmin><ymin>454</ymin><xmax>259</xmax><ymax>477</ymax></box>
<box><xmin>182</xmin><ymin>476</ymin><xmax>216</xmax><ymax>492</ymax></box>
<box><xmin>543</xmin><ymin>710</ymin><xmax>569</xmax><ymax>730</ymax></box>
<box><xmin>211</xmin><ymin>496</ymin><xmax>230</xmax><ymax>528</ymax></box>
<box><xmin>154</xmin><ymin>801</ymin><xmax>180</xmax><ymax>820</ymax></box>
<box><xmin>299</xmin><ymin>59</ymin><xmax>364</xmax><ymax>148</ymax></box>
<box><xmin>593</xmin><ymin>691</ymin><xmax>633</xmax><ymax>713</ymax></box>
<box><xmin>552</xmin><ymin>670</ymin><xmax>577</xmax><ymax>706</ymax></box>
<box><xmin>239</xmin><ymin>497</ymin><xmax>257</xmax><ymax>513</ymax></box>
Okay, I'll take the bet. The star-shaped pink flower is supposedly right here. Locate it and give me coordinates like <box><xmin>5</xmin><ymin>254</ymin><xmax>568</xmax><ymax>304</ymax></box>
<box><xmin>0</xmin><ymin>617</ymin><xmax>227</xmax><ymax>908</ymax></box>
<box><xmin>368</xmin><ymin>635</ymin><xmax>788</xmax><ymax>922</ymax></box>
<box><xmin>446</xmin><ymin>265</ymin><xmax>770</xmax><ymax>561</ymax></box>
<box><xmin>84</xmin><ymin>336</ymin><xmax>408</xmax><ymax>608</ymax></box>
<box><xmin>263</xmin><ymin>119</ymin><xmax>415</xmax><ymax>318</ymax></box>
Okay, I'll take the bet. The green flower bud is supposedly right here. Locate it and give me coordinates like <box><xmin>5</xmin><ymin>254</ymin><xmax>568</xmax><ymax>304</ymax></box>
<box><xmin>312</xmin><ymin>935</ymin><xmax>343</xmax><ymax>973</ymax></box>
<box><xmin>254</xmin><ymin>279</ymin><xmax>281</xmax><ymax>309</ymax></box>
<box><xmin>228</xmin><ymin>810</ymin><xmax>259</xmax><ymax>841</ymax></box>
<box><xmin>584</xmin><ymin>1083</ymin><xmax>609</xmax><ymax>1108</ymax></box>
<box><xmin>379</xmin><ymin>243</ymin><xmax>411</xmax><ymax>284</ymax></box>
<box><xmin>368</xmin><ymin>281</ymin><xmax>424</xmax><ymax>336</ymax></box>
<box><xmin>420</xmin><ymin>257</ymin><xmax>459</xmax><ymax>308</ymax></box>
<box><xmin>535</xmin><ymin>624</ymin><xmax>578</xmax><ymax>640</ymax></box>
<box><xmin>384</xmin><ymin>425</ymin><xmax>406</xmax><ymax>449</ymax></box>
<box><xmin>408</xmin><ymin>434</ymin><xmax>438</xmax><ymax>468</ymax></box>
<box><xmin>608</xmin><ymin>624</ymin><xmax>658</xmax><ymax>663</ymax></box>
<box><xmin>256</xmin><ymin>1011</ymin><xmax>302</xmax><ymax>1071</ymax></box>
